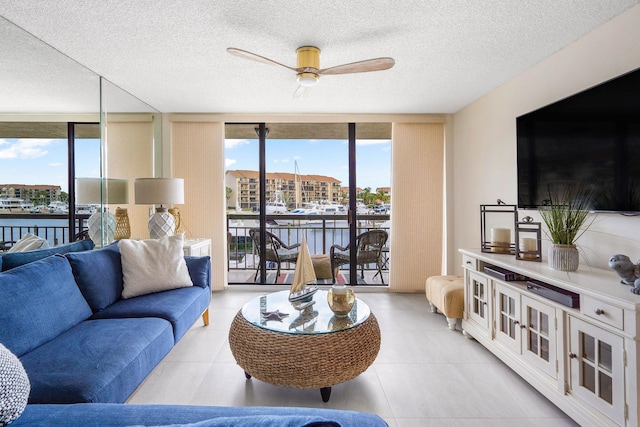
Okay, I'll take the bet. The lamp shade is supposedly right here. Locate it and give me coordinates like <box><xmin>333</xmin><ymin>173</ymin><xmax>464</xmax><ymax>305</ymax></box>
<box><xmin>75</xmin><ymin>178</ymin><xmax>129</xmax><ymax>205</ymax></box>
<box><xmin>134</xmin><ymin>178</ymin><xmax>184</xmax><ymax>205</ymax></box>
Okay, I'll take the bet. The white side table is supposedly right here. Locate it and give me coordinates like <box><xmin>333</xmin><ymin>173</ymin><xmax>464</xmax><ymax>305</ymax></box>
<box><xmin>183</xmin><ymin>238</ymin><xmax>211</xmax><ymax>257</ymax></box>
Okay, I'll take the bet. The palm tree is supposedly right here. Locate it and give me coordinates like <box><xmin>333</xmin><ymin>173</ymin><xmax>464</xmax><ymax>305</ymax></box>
<box><xmin>375</xmin><ymin>190</ymin><xmax>389</xmax><ymax>204</ymax></box>
<box><xmin>33</xmin><ymin>190</ymin><xmax>49</xmax><ymax>207</ymax></box>
<box><xmin>359</xmin><ymin>187</ymin><xmax>374</xmax><ymax>206</ymax></box>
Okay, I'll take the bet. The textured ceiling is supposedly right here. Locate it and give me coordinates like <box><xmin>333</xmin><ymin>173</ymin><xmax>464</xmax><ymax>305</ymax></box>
<box><xmin>0</xmin><ymin>1</ymin><xmax>638</xmax><ymax>114</ymax></box>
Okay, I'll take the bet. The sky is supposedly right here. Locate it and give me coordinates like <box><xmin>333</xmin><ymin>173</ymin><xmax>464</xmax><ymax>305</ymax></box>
<box><xmin>0</xmin><ymin>136</ymin><xmax>391</xmax><ymax>194</ymax></box>
<box><xmin>0</xmin><ymin>138</ymin><xmax>101</xmax><ymax>192</ymax></box>
<box><xmin>225</xmin><ymin>138</ymin><xmax>392</xmax><ymax>191</ymax></box>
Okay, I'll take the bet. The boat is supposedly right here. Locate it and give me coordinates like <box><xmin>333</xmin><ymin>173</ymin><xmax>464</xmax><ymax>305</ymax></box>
<box><xmin>273</xmin><ymin>206</ymin><xmax>321</xmax><ymax>226</ymax></box>
<box><xmin>0</xmin><ymin>197</ymin><xmax>30</xmax><ymax>211</ymax></box>
<box><xmin>288</xmin><ymin>235</ymin><xmax>318</xmax><ymax>303</ymax></box>
<box><xmin>356</xmin><ymin>201</ymin><xmax>371</xmax><ymax>214</ymax></box>
<box><xmin>75</xmin><ymin>204</ymin><xmax>98</xmax><ymax>215</ymax></box>
<box><xmin>265</xmin><ymin>188</ymin><xmax>288</xmax><ymax>214</ymax></box>
<box><xmin>48</xmin><ymin>201</ymin><xmax>69</xmax><ymax>213</ymax></box>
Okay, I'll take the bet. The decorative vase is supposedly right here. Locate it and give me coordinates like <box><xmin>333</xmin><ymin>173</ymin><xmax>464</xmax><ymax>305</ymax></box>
<box><xmin>327</xmin><ymin>284</ymin><xmax>355</xmax><ymax>317</ymax></box>
<box><xmin>548</xmin><ymin>244</ymin><xmax>579</xmax><ymax>271</ymax></box>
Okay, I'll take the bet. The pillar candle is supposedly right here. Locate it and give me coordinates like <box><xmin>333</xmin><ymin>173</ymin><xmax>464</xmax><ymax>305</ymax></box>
<box><xmin>519</xmin><ymin>237</ymin><xmax>537</xmax><ymax>259</ymax></box>
<box><xmin>490</xmin><ymin>227</ymin><xmax>511</xmax><ymax>253</ymax></box>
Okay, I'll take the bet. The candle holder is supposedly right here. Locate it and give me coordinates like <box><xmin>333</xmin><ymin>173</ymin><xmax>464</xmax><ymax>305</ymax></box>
<box><xmin>480</xmin><ymin>201</ymin><xmax>517</xmax><ymax>254</ymax></box>
<box><xmin>327</xmin><ymin>285</ymin><xmax>355</xmax><ymax>317</ymax></box>
<box><xmin>515</xmin><ymin>216</ymin><xmax>542</xmax><ymax>262</ymax></box>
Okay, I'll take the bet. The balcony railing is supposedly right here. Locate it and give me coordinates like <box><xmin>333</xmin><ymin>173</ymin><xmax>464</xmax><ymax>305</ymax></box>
<box><xmin>1</xmin><ymin>212</ymin><xmax>390</xmax><ymax>284</ymax></box>
<box><xmin>0</xmin><ymin>213</ymin><xmax>90</xmax><ymax>251</ymax></box>
<box><xmin>227</xmin><ymin>213</ymin><xmax>390</xmax><ymax>282</ymax></box>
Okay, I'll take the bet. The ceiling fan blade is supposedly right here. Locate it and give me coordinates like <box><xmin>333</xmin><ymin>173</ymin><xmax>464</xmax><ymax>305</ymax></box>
<box><xmin>227</xmin><ymin>48</ymin><xmax>297</xmax><ymax>72</ymax></box>
<box><xmin>319</xmin><ymin>57</ymin><xmax>395</xmax><ymax>75</ymax></box>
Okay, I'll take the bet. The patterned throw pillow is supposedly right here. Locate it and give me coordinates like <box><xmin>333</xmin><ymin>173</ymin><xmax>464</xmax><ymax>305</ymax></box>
<box><xmin>0</xmin><ymin>343</ymin><xmax>30</xmax><ymax>426</ymax></box>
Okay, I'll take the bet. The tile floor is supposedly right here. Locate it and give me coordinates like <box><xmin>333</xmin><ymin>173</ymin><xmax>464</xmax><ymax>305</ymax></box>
<box><xmin>128</xmin><ymin>289</ymin><xmax>579</xmax><ymax>426</ymax></box>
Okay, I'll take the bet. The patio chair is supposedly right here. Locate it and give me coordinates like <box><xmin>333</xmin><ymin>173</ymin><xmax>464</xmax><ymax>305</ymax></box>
<box><xmin>249</xmin><ymin>228</ymin><xmax>301</xmax><ymax>281</ymax></box>
<box><xmin>330</xmin><ymin>229</ymin><xmax>389</xmax><ymax>284</ymax></box>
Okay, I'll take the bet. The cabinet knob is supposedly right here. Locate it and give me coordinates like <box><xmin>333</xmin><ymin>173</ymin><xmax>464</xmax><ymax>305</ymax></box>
<box><xmin>466</xmin><ymin>261</ymin><xmax>472</xmax><ymax>265</ymax></box>
<box><xmin>513</xmin><ymin>320</ymin><xmax>520</xmax><ymax>325</ymax></box>
<box><xmin>595</xmin><ymin>308</ymin><xmax>605</xmax><ymax>315</ymax></box>
<box><xmin>569</xmin><ymin>353</ymin><xmax>577</xmax><ymax>359</ymax></box>
<box><xmin>520</xmin><ymin>324</ymin><xmax>527</xmax><ymax>329</ymax></box>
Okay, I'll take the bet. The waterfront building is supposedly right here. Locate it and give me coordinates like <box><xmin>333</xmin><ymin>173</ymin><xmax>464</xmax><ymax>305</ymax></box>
<box><xmin>0</xmin><ymin>184</ymin><xmax>62</xmax><ymax>205</ymax></box>
<box><xmin>225</xmin><ymin>170</ymin><xmax>341</xmax><ymax>211</ymax></box>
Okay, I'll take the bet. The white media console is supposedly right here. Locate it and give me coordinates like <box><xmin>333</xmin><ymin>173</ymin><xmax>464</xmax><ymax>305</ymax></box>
<box><xmin>459</xmin><ymin>248</ymin><xmax>640</xmax><ymax>427</ymax></box>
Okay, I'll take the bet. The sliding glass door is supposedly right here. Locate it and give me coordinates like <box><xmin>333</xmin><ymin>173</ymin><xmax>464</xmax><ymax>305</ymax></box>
<box><xmin>225</xmin><ymin>122</ymin><xmax>390</xmax><ymax>286</ymax></box>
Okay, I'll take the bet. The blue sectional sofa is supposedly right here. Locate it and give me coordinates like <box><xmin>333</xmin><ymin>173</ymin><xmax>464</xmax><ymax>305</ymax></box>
<box><xmin>11</xmin><ymin>403</ymin><xmax>388</xmax><ymax>426</ymax></box>
<box><xmin>0</xmin><ymin>240</ymin><xmax>388</xmax><ymax>426</ymax></box>
<box><xmin>0</xmin><ymin>242</ymin><xmax>211</xmax><ymax>404</ymax></box>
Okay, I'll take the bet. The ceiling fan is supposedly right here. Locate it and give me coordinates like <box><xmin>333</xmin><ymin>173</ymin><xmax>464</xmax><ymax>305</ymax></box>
<box><xmin>227</xmin><ymin>46</ymin><xmax>395</xmax><ymax>87</ymax></box>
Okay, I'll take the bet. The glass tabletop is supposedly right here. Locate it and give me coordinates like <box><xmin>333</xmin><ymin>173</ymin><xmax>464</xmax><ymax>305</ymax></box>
<box><xmin>241</xmin><ymin>290</ymin><xmax>371</xmax><ymax>335</ymax></box>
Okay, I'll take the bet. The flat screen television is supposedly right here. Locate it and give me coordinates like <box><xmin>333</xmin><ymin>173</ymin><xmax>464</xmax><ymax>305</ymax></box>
<box><xmin>517</xmin><ymin>67</ymin><xmax>640</xmax><ymax>213</ymax></box>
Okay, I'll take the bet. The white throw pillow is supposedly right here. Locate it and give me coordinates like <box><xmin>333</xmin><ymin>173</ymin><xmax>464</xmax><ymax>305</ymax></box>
<box><xmin>118</xmin><ymin>233</ymin><xmax>193</xmax><ymax>299</ymax></box>
<box><xmin>6</xmin><ymin>232</ymin><xmax>49</xmax><ymax>253</ymax></box>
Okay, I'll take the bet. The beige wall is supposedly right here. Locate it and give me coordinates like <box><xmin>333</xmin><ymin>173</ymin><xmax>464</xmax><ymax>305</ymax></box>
<box><xmin>452</xmin><ymin>4</ymin><xmax>640</xmax><ymax>273</ymax></box>
<box><xmin>390</xmin><ymin>123</ymin><xmax>444</xmax><ymax>292</ymax></box>
<box><xmin>105</xmin><ymin>118</ymin><xmax>155</xmax><ymax>240</ymax></box>
<box><xmin>169</xmin><ymin>119</ymin><xmax>227</xmax><ymax>291</ymax></box>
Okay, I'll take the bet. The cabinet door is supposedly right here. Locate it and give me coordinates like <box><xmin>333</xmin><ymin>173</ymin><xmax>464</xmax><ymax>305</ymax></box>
<box><xmin>467</xmin><ymin>271</ymin><xmax>490</xmax><ymax>332</ymax></box>
<box><xmin>494</xmin><ymin>283</ymin><xmax>521</xmax><ymax>353</ymax></box>
<box><xmin>568</xmin><ymin>316</ymin><xmax>624</xmax><ymax>425</ymax></box>
<box><xmin>522</xmin><ymin>295</ymin><xmax>557</xmax><ymax>379</ymax></box>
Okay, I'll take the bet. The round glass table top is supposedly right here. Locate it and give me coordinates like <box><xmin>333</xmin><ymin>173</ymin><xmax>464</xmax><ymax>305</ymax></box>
<box><xmin>241</xmin><ymin>290</ymin><xmax>370</xmax><ymax>335</ymax></box>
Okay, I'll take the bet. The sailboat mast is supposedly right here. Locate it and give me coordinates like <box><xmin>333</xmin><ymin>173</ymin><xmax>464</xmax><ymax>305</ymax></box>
<box><xmin>294</xmin><ymin>160</ymin><xmax>300</xmax><ymax>209</ymax></box>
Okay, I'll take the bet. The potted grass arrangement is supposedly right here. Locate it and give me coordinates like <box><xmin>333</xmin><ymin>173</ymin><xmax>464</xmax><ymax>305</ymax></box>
<box><xmin>539</xmin><ymin>184</ymin><xmax>594</xmax><ymax>271</ymax></box>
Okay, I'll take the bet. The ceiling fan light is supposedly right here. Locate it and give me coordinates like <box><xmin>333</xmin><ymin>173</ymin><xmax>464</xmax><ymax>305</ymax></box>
<box><xmin>297</xmin><ymin>72</ymin><xmax>318</xmax><ymax>87</ymax></box>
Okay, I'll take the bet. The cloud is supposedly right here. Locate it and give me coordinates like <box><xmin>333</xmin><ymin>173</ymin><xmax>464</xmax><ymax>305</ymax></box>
<box><xmin>0</xmin><ymin>138</ymin><xmax>54</xmax><ymax>159</ymax></box>
<box><xmin>225</xmin><ymin>139</ymin><xmax>251</xmax><ymax>149</ymax></box>
<box><xmin>225</xmin><ymin>158</ymin><xmax>237</xmax><ymax>167</ymax></box>
<box><xmin>48</xmin><ymin>162</ymin><xmax>64</xmax><ymax>167</ymax></box>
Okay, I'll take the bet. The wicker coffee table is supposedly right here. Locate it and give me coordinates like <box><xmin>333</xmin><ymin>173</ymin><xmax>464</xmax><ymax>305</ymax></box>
<box><xmin>229</xmin><ymin>290</ymin><xmax>380</xmax><ymax>402</ymax></box>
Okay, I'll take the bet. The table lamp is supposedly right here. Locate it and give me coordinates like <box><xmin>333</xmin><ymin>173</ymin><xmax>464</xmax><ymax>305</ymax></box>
<box><xmin>75</xmin><ymin>178</ymin><xmax>129</xmax><ymax>246</ymax></box>
<box><xmin>134</xmin><ymin>178</ymin><xmax>184</xmax><ymax>239</ymax></box>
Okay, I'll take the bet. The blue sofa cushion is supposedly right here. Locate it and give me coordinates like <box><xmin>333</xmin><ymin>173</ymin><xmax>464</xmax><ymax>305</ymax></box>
<box><xmin>0</xmin><ymin>255</ymin><xmax>92</xmax><ymax>357</ymax></box>
<box><xmin>1</xmin><ymin>239</ymin><xmax>94</xmax><ymax>271</ymax></box>
<box><xmin>185</xmin><ymin>256</ymin><xmax>211</xmax><ymax>289</ymax></box>
<box><xmin>19</xmin><ymin>318</ymin><xmax>174</xmax><ymax>404</ymax></box>
<box><xmin>91</xmin><ymin>285</ymin><xmax>210</xmax><ymax>342</ymax></box>
<box><xmin>65</xmin><ymin>241</ymin><xmax>123</xmax><ymax>312</ymax></box>
<box><xmin>13</xmin><ymin>404</ymin><xmax>389</xmax><ymax>427</ymax></box>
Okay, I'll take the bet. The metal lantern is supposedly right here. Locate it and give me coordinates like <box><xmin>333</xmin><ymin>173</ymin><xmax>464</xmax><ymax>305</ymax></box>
<box><xmin>480</xmin><ymin>200</ymin><xmax>517</xmax><ymax>255</ymax></box>
<box><xmin>515</xmin><ymin>216</ymin><xmax>542</xmax><ymax>262</ymax></box>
